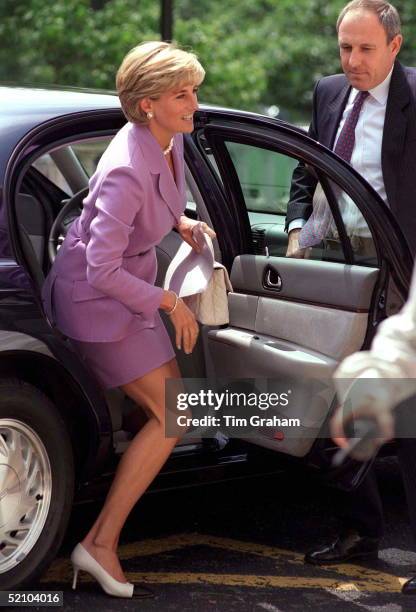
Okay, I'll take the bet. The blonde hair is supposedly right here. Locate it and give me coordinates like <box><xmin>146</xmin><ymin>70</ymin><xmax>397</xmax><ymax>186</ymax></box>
<box><xmin>116</xmin><ymin>41</ymin><xmax>205</xmax><ymax>124</ymax></box>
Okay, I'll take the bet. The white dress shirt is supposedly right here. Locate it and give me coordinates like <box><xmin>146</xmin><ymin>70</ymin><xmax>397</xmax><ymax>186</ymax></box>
<box><xmin>289</xmin><ymin>68</ymin><xmax>393</xmax><ymax>236</ymax></box>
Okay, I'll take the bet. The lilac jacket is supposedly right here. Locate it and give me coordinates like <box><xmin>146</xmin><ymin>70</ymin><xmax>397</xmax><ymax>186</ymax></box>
<box><xmin>42</xmin><ymin>123</ymin><xmax>186</xmax><ymax>342</ymax></box>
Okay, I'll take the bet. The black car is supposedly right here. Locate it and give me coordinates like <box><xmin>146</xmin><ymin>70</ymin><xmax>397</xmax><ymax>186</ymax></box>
<box><xmin>0</xmin><ymin>86</ymin><xmax>412</xmax><ymax>590</ymax></box>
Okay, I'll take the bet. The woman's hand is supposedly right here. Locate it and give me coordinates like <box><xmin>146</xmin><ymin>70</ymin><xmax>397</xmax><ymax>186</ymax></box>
<box><xmin>169</xmin><ymin>298</ymin><xmax>199</xmax><ymax>354</ymax></box>
<box><xmin>176</xmin><ymin>216</ymin><xmax>216</xmax><ymax>253</ymax></box>
<box><xmin>160</xmin><ymin>290</ymin><xmax>199</xmax><ymax>354</ymax></box>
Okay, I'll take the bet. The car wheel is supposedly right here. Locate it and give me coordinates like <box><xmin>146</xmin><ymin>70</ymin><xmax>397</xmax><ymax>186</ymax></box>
<box><xmin>0</xmin><ymin>379</ymin><xmax>74</xmax><ymax>589</ymax></box>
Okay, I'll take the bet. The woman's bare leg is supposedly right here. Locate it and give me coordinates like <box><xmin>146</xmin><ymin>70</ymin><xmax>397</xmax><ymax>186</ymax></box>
<box><xmin>80</xmin><ymin>357</ymin><xmax>183</xmax><ymax>582</ymax></box>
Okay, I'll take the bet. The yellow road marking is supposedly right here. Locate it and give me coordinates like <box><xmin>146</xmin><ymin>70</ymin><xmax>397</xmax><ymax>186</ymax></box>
<box><xmin>127</xmin><ymin>572</ymin><xmax>406</xmax><ymax>593</ymax></box>
<box><xmin>41</xmin><ymin>533</ymin><xmax>408</xmax><ymax>593</ymax></box>
<box><xmin>121</xmin><ymin>533</ymin><xmax>406</xmax><ymax>586</ymax></box>
<box><xmin>42</xmin><ymin>570</ymin><xmax>406</xmax><ymax>593</ymax></box>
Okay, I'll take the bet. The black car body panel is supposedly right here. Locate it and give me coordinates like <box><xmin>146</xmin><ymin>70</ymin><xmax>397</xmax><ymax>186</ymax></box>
<box><xmin>0</xmin><ymin>86</ymin><xmax>412</xmax><ymax>589</ymax></box>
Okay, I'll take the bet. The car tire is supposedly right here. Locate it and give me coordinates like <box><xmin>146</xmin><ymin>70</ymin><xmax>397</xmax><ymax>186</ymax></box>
<box><xmin>0</xmin><ymin>379</ymin><xmax>74</xmax><ymax>589</ymax></box>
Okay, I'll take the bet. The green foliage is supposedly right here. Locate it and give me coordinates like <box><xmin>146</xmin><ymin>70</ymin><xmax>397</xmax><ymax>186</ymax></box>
<box><xmin>0</xmin><ymin>0</ymin><xmax>158</xmax><ymax>88</ymax></box>
<box><xmin>0</xmin><ymin>0</ymin><xmax>415</xmax><ymax>121</ymax></box>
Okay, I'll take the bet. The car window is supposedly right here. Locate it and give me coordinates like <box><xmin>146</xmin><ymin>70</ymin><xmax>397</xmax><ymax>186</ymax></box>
<box><xmin>226</xmin><ymin>142</ymin><xmax>297</xmax><ymax>214</ymax></box>
<box><xmin>325</xmin><ymin>177</ymin><xmax>375</xmax><ymax>266</ymax></box>
<box><xmin>32</xmin><ymin>136</ymin><xmax>114</xmax><ymax>197</ymax></box>
<box><xmin>71</xmin><ymin>137</ymin><xmax>113</xmax><ymax>176</ymax></box>
<box><xmin>32</xmin><ymin>154</ymin><xmax>72</xmax><ymax>195</ymax></box>
<box><xmin>222</xmin><ymin>141</ymin><xmax>376</xmax><ymax>266</ymax></box>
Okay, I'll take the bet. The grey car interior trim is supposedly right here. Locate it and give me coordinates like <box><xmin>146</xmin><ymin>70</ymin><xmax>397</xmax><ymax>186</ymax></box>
<box><xmin>208</xmin><ymin>327</ymin><xmax>337</xmax><ymax>377</ymax></box>
<box><xmin>206</xmin><ymin>325</ymin><xmax>341</xmax><ymax>458</ymax></box>
<box><xmin>227</xmin><ymin>292</ymin><xmax>368</xmax><ymax>361</ymax></box>
<box><xmin>227</xmin><ymin>293</ymin><xmax>259</xmax><ymax>330</ymax></box>
<box><xmin>231</xmin><ymin>255</ymin><xmax>379</xmax><ymax>311</ymax></box>
<box><xmin>255</xmin><ymin>297</ymin><xmax>369</xmax><ymax>361</ymax></box>
<box><xmin>206</xmin><ymin>248</ymin><xmax>377</xmax><ymax>458</ymax></box>
<box><xmin>50</xmin><ymin>146</ymin><xmax>89</xmax><ymax>193</ymax></box>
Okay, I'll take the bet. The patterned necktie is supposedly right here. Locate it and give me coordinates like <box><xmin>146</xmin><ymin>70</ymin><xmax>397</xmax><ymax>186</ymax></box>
<box><xmin>334</xmin><ymin>91</ymin><xmax>369</xmax><ymax>162</ymax></box>
<box><xmin>298</xmin><ymin>90</ymin><xmax>369</xmax><ymax>249</ymax></box>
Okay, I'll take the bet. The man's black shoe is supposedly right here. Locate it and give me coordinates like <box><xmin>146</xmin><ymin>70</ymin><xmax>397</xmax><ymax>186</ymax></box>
<box><xmin>402</xmin><ymin>576</ymin><xmax>416</xmax><ymax>594</ymax></box>
<box><xmin>304</xmin><ymin>531</ymin><xmax>380</xmax><ymax>565</ymax></box>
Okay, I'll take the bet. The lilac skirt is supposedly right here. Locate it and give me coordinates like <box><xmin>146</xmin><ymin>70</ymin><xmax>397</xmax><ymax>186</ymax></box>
<box><xmin>71</xmin><ymin>314</ymin><xmax>175</xmax><ymax>389</ymax></box>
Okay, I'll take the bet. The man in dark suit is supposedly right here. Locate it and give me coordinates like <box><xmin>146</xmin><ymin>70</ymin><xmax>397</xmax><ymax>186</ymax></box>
<box><xmin>285</xmin><ymin>0</ymin><xmax>416</xmax><ymax>590</ymax></box>
<box><xmin>286</xmin><ymin>0</ymin><xmax>416</xmax><ymax>258</ymax></box>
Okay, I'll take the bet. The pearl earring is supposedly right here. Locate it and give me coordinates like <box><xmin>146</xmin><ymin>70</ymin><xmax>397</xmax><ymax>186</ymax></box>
<box><xmin>147</xmin><ymin>111</ymin><xmax>153</xmax><ymax>120</ymax></box>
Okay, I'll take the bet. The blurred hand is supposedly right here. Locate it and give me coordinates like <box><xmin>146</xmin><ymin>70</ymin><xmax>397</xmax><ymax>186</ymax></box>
<box><xmin>169</xmin><ymin>297</ymin><xmax>199</xmax><ymax>354</ymax></box>
<box><xmin>286</xmin><ymin>228</ymin><xmax>309</xmax><ymax>258</ymax></box>
<box><xmin>177</xmin><ymin>217</ymin><xmax>216</xmax><ymax>253</ymax></box>
<box><xmin>330</xmin><ymin>379</ymin><xmax>395</xmax><ymax>461</ymax></box>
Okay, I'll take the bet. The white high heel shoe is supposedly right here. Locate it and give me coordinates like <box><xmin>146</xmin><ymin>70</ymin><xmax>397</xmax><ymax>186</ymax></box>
<box><xmin>71</xmin><ymin>543</ymin><xmax>134</xmax><ymax>598</ymax></box>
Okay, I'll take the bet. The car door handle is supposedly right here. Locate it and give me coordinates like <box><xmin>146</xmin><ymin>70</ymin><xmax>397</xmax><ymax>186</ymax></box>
<box><xmin>264</xmin><ymin>268</ymin><xmax>282</xmax><ymax>291</ymax></box>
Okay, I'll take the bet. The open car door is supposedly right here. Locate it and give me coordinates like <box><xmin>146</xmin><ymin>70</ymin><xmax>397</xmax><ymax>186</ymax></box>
<box><xmin>184</xmin><ymin>108</ymin><xmax>412</xmax><ymax>465</ymax></box>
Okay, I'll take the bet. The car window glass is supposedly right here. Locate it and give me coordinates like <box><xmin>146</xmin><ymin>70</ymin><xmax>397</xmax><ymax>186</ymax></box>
<box><xmin>226</xmin><ymin>142</ymin><xmax>297</xmax><ymax>214</ymax></box>
<box><xmin>71</xmin><ymin>137</ymin><xmax>113</xmax><ymax>176</ymax></box>
<box><xmin>31</xmin><ymin>135</ymin><xmax>114</xmax><ymax>196</ymax></box>
<box><xmin>326</xmin><ymin>177</ymin><xmax>376</xmax><ymax>266</ymax></box>
<box><xmin>300</xmin><ymin>178</ymin><xmax>376</xmax><ymax>265</ymax></box>
<box><xmin>32</xmin><ymin>154</ymin><xmax>72</xmax><ymax>195</ymax></box>
<box><xmin>223</xmin><ymin>141</ymin><xmax>376</xmax><ymax>266</ymax></box>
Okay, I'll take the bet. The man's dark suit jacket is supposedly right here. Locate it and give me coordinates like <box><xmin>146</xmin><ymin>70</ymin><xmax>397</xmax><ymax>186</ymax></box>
<box><xmin>285</xmin><ymin>60</ymin><xmax>416</xmax><ymax>255</ymax></box>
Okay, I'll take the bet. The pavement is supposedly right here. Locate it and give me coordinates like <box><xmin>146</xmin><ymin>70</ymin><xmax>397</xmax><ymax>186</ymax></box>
<box><xmin>27</xmin><ymin>457</ymin><xmax>416</xmax><ymax>611</ymax></box>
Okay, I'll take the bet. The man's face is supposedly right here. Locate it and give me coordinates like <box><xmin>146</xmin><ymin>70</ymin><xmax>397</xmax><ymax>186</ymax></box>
<box><xmin>338</xmin><ymin>10</ymin><xmax>402</xmax><ymax>91</ymax></box>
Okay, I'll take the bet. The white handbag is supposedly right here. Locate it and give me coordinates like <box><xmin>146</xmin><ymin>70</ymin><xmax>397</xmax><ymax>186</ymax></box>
<box><xmin>183</xmin><ymin>262</ymin><xmax>233</xmax><ymax>325</ymax></box>
<box><xmin>164</xmin><ymin>223</ymin><xmax>232</xmax><ymax>325</ymax></box>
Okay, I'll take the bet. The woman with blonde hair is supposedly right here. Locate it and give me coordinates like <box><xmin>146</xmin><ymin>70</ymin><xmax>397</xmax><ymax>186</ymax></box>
<box><xmin>42</xmin><ymin>41</ymin><xmax>214</xmax><ymax>598</ymax></box>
